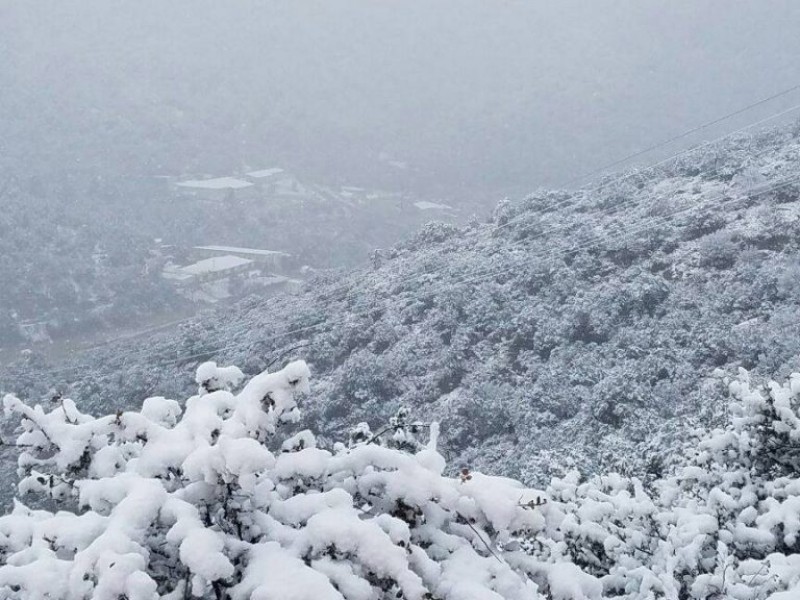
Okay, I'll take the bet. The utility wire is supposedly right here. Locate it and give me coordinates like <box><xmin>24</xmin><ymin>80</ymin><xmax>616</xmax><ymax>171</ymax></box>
<box><xmin>561</xmin><ymin>83</ymin><xmax>800</xmax><ymax>188</ymax></box>
<box><xmin>290</xmin><ymin>93</ymin><xmax>800</xmax><ymax>313</ymax></box>
<box><xmin>153</xmin><ymin>91</ymin><xmax>800</xmax><ymax>345</ymax></box>
<box><xmin>8</xmin><ymin>86</ymin><xmax>800</xmax><ymax>383</ymax></box>
<box><xmin>492</xmin><ymin>99</ymin><xmax>800</xmax><ymax>234</ymax></box>
<box><xmin>11</xmin><ymin>170</ymin><xmax>799</xmax><ymax>385</ymax></box>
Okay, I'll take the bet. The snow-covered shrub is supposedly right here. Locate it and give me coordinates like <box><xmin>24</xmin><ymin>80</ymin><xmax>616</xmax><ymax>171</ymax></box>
<box><xmin>4</xmin><ymin>355</ymin><xmax>800</xmax><ymax>599</ymax></box>
<box><xmin>539</xmin><ymin>471</ymin><xmax>662</xmax><ymax>597</ymax></box>
<box><xmin>0</xmin><ymin>361</ymin><xmax>593</xmax><ymax>600</ymax></box>
<box><xmin>195</xmin><ymin>361</ymin><xmax>245</xmax><ymax>395</ymax></box>
<box><xmin>642</xmin><ymin>369</ymin><xmax>800</xmax><ymax>598</ymax></box>
<box><xmin>403</xmin><ymin>221</ymin><xmax>460</xmax><ymax>248</ymax></box>
<box><xmin>696</xmin><ymin>230</ymin><xmax>740</xmax><ymax>270</ymax></box>
<box><xmin>518</xmin><ymin>369</ymin><xmax>800</xmax><ymax>600</ymax></box>
<box><xmin>682</xmin><ymin>210</ymin><xmax>727</xmax><ymax>241</ymax></box>
<box><xmin>491</xmin><ymin>197</ymin><xmax>514</xmax><ymax>225</ymax></box>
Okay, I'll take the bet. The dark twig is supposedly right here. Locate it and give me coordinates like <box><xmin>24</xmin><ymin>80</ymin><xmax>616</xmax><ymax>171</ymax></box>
<box><xmin>266</xmin><ymin>342</ymin><xmax>311</xmax><ymax>370</ymax></box>
<box><xmin>459</xmin><ymin>514</ymin><xmax>504</xmax><ymax>564</ymax></box>
<box><xmin>367</xmin><ymin>422</ymin><xmax>431</xmax><ymax>445</ymax></box>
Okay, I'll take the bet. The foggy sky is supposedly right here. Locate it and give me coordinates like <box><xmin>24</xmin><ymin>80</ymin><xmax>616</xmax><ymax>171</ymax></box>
<box><xmin>3</xmin><ymin>0</ymin><xmax>800</xmax><ymax>199</ymax></box>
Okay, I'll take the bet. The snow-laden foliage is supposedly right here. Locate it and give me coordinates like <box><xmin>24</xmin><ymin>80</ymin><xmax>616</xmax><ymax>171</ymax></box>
<box><xmin>6</xmin><ymin>122</ymin><xmax>800</xmax><ymax>499</ymax></box>
<box><xmin>525</xmin><ymin>369</ymin><xmax>800</xmax><ymax>599</ymax></box>
<box><xmin>0</xmin><ymin>361</ymin><xmax>567</xmax><ymax>600</ymax></box>
<box><xmin>3</xmin><ymin>359</ymin><xmax>800</xmax><ymax>599</ymax></box>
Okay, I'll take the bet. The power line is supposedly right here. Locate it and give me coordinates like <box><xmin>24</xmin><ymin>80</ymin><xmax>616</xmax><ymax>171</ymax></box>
<box><xmin>130</xmin><ymin>172</ymin><xmax>800</xmax><ymax>368</ymax></box>
<box><xmin>97</xmin><ymin>92</ymin><xmax>800</xmax><ymax>365</ymax></box>
<box><xmin>311</xmin><ymin>95</ymin><xmax>800</xmax><ymax>315</ymax></box>
<box><xmin>15</xmin><ymin>167</ymin><xmax>800</xmax><ymax>381</ymax></box>
<box><xmin>458</xmin><ymin>173</ymin><xmax>800</xmax><ymax>288</ymax></box>
<box><xmin>312</xmin><ymin>109</ymin><xmax>800</xmax><ymax>328</ymax></box>
<box><xmin>12</xmin><ymin>164</ymin><xmax>800</xmax><ymax>385</ymax></box>
<box><xmin>178</xmin><ymin>172</ymin><xmax>800</xmax><ymax>343</ymax></box>
<box><xmin>11</xmin><ymin>170</ymin><xmax>799</xmax><ymax>385</ymax></box>
<box><xmin>315</xmin><ymin>113</ymin><xmax>800</xmax><ymax>320</ymax></box>
<box><xmin>561</xmin><ymin>83</ymin><xmax>800</xmax><ymax>188</ymax></box>
<box><xmin>492</xmin><ymin>99</ymin><xmax>800</xmax><ymax>235</ymax></box>
<box><xmin>460</xmin><ymin>138</ymin><xmax>795</xmax><ymax>281</ymax></box>
<box><xmin>7</xmin><ymin>87</ymin><xmax>800</xmax><ymax>384</ymax></box>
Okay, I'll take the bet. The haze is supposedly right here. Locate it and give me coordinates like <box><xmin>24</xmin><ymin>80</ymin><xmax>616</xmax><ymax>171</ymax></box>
<box><xmin>1</xmin><ymin>0</ymin><xmax>800</xmax><ymax>352</ymax></box>
<box><xmin>4</xmin><ymin>1</ymin><xmax>800</xmax><ymax>195</ymax></box>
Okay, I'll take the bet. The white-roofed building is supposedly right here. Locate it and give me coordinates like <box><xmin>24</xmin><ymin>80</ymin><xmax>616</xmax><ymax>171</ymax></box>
<box><xmin>192</xmin><ymin>245</ymin><xmax>290</xmax><ymax>270</ymax></box>
<box><xmin>163</xmin><ymin>255</ymin><xmax>250</xmax><ymax>303</ymax></box>
<box><xmin>163</xmin><ymin>255</ymin><xmax>255</xmax><ymax>286</ymax></box>
<box><xmin>162</xmin><ymin>249</ymin><xmax>294</xmax><ymax>303</ymax></box>
<box><xmin>246</xmin><ymin>168</ymin><xmax>285</xmax><ymax>179</ymax></box>
<box><xmin>173</xmin><ymin>177</ymin><xmax>255</xmax><ymax>202</ymax></box>
<box><xmin>242</xmin><ymin>167</ymin><xmax>312</xmax><ymax>200</ymax></box>
<box><xmin>414</xmin><ymin>200</ymin><xmax>454</xmax><ymax>212</ymax></box>
<box><xmin>176</xmin><ymin>177</ymin><xmax>253</xmax><ymax>190</ymax></box>
<box><xmin>180</xmin><ymin>255</ymin><xmax>253</xmax><ymax>277</ymax></box>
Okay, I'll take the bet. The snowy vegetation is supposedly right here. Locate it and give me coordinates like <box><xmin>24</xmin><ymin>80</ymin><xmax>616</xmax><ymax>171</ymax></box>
<box><xmin>6</xmin><ymin>122</ymin><xmax>799</xmax><ymax>492</ymax></box>
<box><xmin>0</xmin><ymin>166</ymin><xmax>462</xmax><ymax>348</ymax></box>
<box><xmin>0</xmin><ymin>176</ymin><xmax>179</xmax><ymax>344</ymax></box>
<box><xmin>7</xmin><ymin>6</ymin><xmax>800</xmax><ymax>598</ymax></box>
<box><xmin>2</xmin><ymin>360</ymin><xmax>800</xmax><ymax>599</ymax></box>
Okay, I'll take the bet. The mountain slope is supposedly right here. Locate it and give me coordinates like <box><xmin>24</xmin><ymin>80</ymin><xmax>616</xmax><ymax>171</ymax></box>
<box><xmin>3</xmin><ymin>123</ymin><xmax>800</xmax><ymax>492</ymax></box>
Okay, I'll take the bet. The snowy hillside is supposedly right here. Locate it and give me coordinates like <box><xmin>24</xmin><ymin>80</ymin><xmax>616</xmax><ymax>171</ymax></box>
<box><xmin>3</xmin><ymin>359</ymin><xmax>800</xmax><ymax>599</ymax></box>
<box><xmin>3</xmin><ymin>123</ymin><xmax>800</xmax><ymax>497</ymax></box>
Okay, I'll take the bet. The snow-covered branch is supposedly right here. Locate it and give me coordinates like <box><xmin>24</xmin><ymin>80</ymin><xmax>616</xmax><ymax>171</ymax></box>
<box><xmin>3</xmin><ymin>362</ymin><xmax>800</xmax><ymax>599</ymax></box>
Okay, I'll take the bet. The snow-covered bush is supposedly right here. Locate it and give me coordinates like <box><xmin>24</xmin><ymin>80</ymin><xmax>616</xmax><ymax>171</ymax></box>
<box><xmin>0</xmin><ymin>361</ymin><xmax>584</xmax><ymax>600</ymax></box>
<box><xmin>4</xmin><ymin>357</ymin><xmax>800</xmax><ymax>600</ymax></box>
<box><xmin>195</xmin><ymin>361</ymin><xmax>245</xmax><ymax>395</ymax></box>
<box><xmin>521</xmin><ymin>369</ymin><xmax>800</xmax><ymax>600</ymax></box>
<box><xmin>649</xmin><ymin>369</ymin><xmax>800</xmax><ymax>599</ymax></box>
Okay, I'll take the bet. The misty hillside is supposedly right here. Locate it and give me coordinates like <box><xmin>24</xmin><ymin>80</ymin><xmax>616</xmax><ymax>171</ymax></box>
<box><xmin>0</xmin><ymin>175</ymin><xmax>180</xmax><ymax>345</ymax></box>
<box><xmin>10</xmin><ymin>3</ymin><xmax>800</xmax><ymax>597</ymax></box>
<box><xmin>0</xmin><ymin>166</ymin><xmax>461</xmax><ymax>349</ymax></box>
<box><xmin>5</xmin><ymin>0</ymin><xmax>800</xmax><ymax>354</ymax></box>
<box><xmin>4</xmin><ymin>123</ymin><xmax>800</xmax><ymax>494</ymax></box>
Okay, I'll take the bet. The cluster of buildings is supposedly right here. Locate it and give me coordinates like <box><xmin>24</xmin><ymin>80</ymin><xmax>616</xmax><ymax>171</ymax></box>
<box><xmin>171</xmin><ymin>167</ymin><xmax>310</xmax><ymax>203</ymax></box>
<box><xmin>160</xmin><ymin>168</ymin><xmax>304</xmax><ymax>303</ymax></box>
<box><xmin>169</xmin><ymin>166</ymin><xmax>456</xmax><ymax>215</ymax></box>
<box><xmin>159</xmin><ymin>165</ymin><xmax>457</xmax><ymax>304</ymax></box>
<box><xmin>162</xmin><ymin>245</ymin><xmax>297</xmax><ymax>304</ymax></box>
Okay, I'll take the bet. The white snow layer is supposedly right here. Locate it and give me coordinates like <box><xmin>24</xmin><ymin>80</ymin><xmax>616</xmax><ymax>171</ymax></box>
<box><xmin>2</xmin><ymin>363</ymin><xmax>800</xmax><ymax>599</ymax></box>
